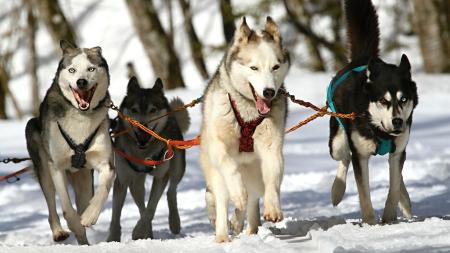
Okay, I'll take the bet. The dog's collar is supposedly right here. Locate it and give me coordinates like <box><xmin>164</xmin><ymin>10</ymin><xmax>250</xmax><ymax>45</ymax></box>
<box><xmin>57</xmin><ymin>121</ymin><xmax>102</xmax><ymax>169</ymax></box>
<box><xmin>228</xmin><ymin>93</ymin><xmax>265</xmax><ymax>152</ymax></box>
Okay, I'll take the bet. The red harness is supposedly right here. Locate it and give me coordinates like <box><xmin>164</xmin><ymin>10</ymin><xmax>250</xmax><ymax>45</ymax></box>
<box><xmin>228</xmin><ymin>94</ymin><xmax>265</xmax><ymax>152</ymax></box>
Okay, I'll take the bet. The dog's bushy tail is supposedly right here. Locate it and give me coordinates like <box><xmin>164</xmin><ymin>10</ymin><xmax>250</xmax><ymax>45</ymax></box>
<box><xmin>170</xmin><ymin>97</ymin><xmax>190</xmax><ymax>134</ymax></box>
<box><xmin>345</xmin><ymin>0</ymin><xmax>380</xmax><ymax>62</ymax></box>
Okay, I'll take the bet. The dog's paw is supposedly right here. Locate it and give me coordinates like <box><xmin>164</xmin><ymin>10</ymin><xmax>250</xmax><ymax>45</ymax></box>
<box><xmin>382</xmin><ymin>210</ymin><xmax>398</xmax><ymax>224</ymax></box>
<box><xmin>331</xmin><ymin>177</ymin><xmax>346</xmax><ymax>206</ymax></box>
<box><xmin>215</xmin><ymin>233</ymin><xmax>230</xmax><ymax>243</ymax></box>
<box><xmin>52</xmin><ymin>229</ymin><xmax>70</xmax><ymax>242</ymax></box>
<box><xmin>246</xmin><ymin>226</ymin><xmax>258</xmax><ymax>235</ymax></box>
<box><xmin>106</xmin><ymin>232</ymin><xmax>121</xmax><ymax>242</ymax></box>
<box><xmin>362</xmin><ymin>214</ymin><xmax>377</xmax><ymax>225</ymax></box>
<box><xmin>80</xmin><ymin>205</ymin><xmax>100</xmax><ymax>227</ymax></box>
<box><xmin>132</xmin><ymin>219</ymin><xmax>153</xmax><ymax>240</ymax></box>
<box><xmin>169</xmin><ymin>212</ymin><xmax>181</xmax><ymax>234</ymax></box>
<box><xmin>263</xmin><ymin>205</ymin><xmax>283</xmax><ymax>223</ymax></box>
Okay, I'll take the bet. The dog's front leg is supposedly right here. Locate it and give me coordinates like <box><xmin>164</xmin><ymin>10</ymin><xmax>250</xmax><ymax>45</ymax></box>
<box><xmin>80</xmin><ymin>161</ymin><xmax>115</xmax><ymax>227</ymax></box>
<box><xmin>382</xmin><ymin>151</ymin><xmax>404</xmax><ymax>223</ymax></box>
<box><xmin>352</xmin><ymin>154</ymin><xmax>376</xmax><ymax>224</ymax></box>
<box><xmin>50</xmin><ymin>166</ymin><xmax>88</xmax><ymax>245</ymax></box>
<box><xmin>260</xmin><ymin>148</ymin><xmax>283</xmax><ymax>223</ymax></box>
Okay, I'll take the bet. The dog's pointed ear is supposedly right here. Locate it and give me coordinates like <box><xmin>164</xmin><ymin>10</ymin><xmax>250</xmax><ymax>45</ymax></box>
<box><xmin>89</xmin><ymin>46</ymin><xmax>102</xmax><ymax>55</ymax></box>
<box><xmin>367</xmin><ymin>57</ymin><xmax>384</xmax><ymax>80</ymax></box>
<box><xmin>153</xmin><ymin>78</ymin><xmax>164</xmax><ymax>93</ymax></box>
<box><xmin>234</xmin><ymin>16</ymin><xmax>252</xmax><ymax>44</ymax></box>
<box><xmin>399</xmin><ymin>54</ymin><xmax>411</xmax><ymax>78</ymax></box>
<box><xmin>265</xmin><ymin>16</ymin><xmax>280</xmax><ymax>43</ymax></box>
<box><xmin>127</xmin><ymin>76</ymin><xmax>140</xmax><ymax>94</ymax></box>
<box><xmin>60</xmin><ymin>40</ymin><xmax>77</xmax><ymax>55</ymax></box>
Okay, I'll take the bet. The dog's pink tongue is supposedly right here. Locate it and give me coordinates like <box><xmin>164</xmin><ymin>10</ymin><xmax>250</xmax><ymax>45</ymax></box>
<box><xmin>75</xmin><ymin>90</ymin><xmax>90</xmax><ymax>109</ymax></box>
<box><xmin>256</xmin><ymin>96</ymin><xmax>271</xmax><ymax>115</ymax></box>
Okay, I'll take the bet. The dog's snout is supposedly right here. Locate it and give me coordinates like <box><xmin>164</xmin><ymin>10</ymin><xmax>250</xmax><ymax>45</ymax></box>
<box><xmin>392</xmin><ymin>118</ymin><xmax>403</xmax><ymax>129</ymax></box>
<box><xmin>263</xmin><ymin>88</ymin><xmax>275</xmax><ymax>99</ymax></box>
<box><xmin>76</xmin><ymin>79</ymin><xmax>88</xmax><ymax>89</ymax></box>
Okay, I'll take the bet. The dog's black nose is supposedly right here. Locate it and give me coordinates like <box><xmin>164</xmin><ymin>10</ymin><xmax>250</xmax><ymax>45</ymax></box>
<box><xmin>263</xmin><ymin>88</ymin><xmax>275</xmax><ymax>99</ymax></box>
<box><xmin>392</xmin><ymin>118</ymin><xmax>403</xmax><ymax>129</ymax></box>
<box><xmin>76</xmin><ymin>79</ymin><xmax>88</xmax><ymax>89</ymax></box>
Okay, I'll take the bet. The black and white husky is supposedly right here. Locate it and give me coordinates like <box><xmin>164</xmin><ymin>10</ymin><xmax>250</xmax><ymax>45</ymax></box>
<box><xmin>25</xmin><ymin>40</ymin><xmax>115</xmax><ymax>244</ymax></box>
<box><xmin>329</xmin><ymin>0</ymin><xmax>418</xmax><ymax>224</ymax></box>
<box><xmin>107</xmin><ymin>77</ymin><xmax>189</xmax><ymax>241</ymax></box>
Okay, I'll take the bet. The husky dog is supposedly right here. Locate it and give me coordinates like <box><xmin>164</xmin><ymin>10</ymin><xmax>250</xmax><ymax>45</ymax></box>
<box><xmin>200</xmin><ymin>17</ymin><xmax>290</xmax><ymax>242</ymax></box>
<box><xmin>25</xmin><ymin>40</ymin><xmax>115</xmax><ymax>244</ymax></box>
<box><xmin>329</xmin><ymin>0</ymin><xmax>418</xmax><ymax>224</ymax></box>
<box><xmin>107</xmin><ymin>77</ymin><xmax>189</xmax><ymax>241</ymax></box>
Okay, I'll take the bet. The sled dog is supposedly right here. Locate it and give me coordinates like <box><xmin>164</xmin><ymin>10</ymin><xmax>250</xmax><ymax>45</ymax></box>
<box><xmin>25</xmin><ymin>40</ymin><xmax>115</xmax><ymax>244</ymax></box>
<box><xmin>200</xmin><ymin>17</ymin><xmax>290</xmax><ymax>242</ymax></box>
<box><xmin>329</xmin><ymin>0</ymin><xmax>418</xmax><ymax>224</ymax></box>
<box><xmin>107</xmin><ymin>77</ymin><xmax>190</xmax><ymax>241</ymax></box>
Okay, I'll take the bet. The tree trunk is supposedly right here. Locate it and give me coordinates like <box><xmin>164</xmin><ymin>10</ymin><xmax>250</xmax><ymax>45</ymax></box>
<box><xmin>412</xmin><ymin>0</ymin><xmax>450</xmax><ymax>73</ymax></box>
<box><xmin>220</xmin><ymin>0</ymin><xmax>236</xmax><ymax>43</ymax></box>
<box><xmin>0</xmin><ymin>61</ymin><xmax>7</xmax><ymax>119</ymax></box>
<box><xmin>178</xmin><ymin>0</ymin><xmax>209</xmax><ymax>80</ymax></box>
<box><xmin>27</xmin><ymin>2</ymin><xmax>40</xmax><ymax>116</ymax></box>
<box><xmin>34</xmin><ymin>0</ymin><xmax>77</xmax><ymax>49</ymax></box>
<box><xmin>126</xmin><ymin>0</ymin><xmax>185</xmax><ymax>89</ymax></box>
<box><xmin>284</xmin><ymin>0</ymin><xmax>347</xmax><ymax>67</ymax></box>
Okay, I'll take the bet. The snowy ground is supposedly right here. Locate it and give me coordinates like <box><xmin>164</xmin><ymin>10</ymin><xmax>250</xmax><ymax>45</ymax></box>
<box><xmin>1</xmin><ymin>71</ymin><xmax>450</xmax><ymax>253</ymax></box>
<box><xmin>1</xmin><ymin>0</ymin><xmax>450</xmax><ymax>252</ymax></box>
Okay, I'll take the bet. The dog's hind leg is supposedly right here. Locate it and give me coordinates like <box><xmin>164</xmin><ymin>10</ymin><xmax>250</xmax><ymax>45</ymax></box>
<box><xmin>132</xmin><ymin>174</ymin><xmax>169</xmax><ymax>240</ymax></box>
<box><xmin>107</xmin><ymin>177</ymin><xmax>130</xmax><ymax>242</ymax></box>
<box><xmin>205</xmin><ymin>186</ymin><xmax>216</xmax><ymax>228</ymax></box>
<box><xmin>352</xmin><ymin>154</ymin><xmax>376</xmax><ymax>225</ymax></box>
<box><xmin>330</xmin><ymin>127</ymin><xmax>351</xmax><ymax>206</ymax></box>
<box><xmin>246</xmin><ymin>195</ymin><xmax>260</xmax><ymax>235</ymax></box>
<box><xmin>70</xmin><ymin>170</ymin><xmax>94</xmax><ymax>215</ymax></box>
<box><xmin>230</xmin><ymin>207</ymin><xmax>245</xmax><ymax>235</ymax></box>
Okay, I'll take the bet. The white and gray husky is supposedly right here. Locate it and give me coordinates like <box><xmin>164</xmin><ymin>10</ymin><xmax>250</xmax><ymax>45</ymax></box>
<box><xmin>200</xmin><ymin>17</ymin><xmax>290</xmax><ymax>242</ymax></box>
<box><xmin>329</xmin><ymin>0</ymin><xmax>418</xmax><ymax>224</ymax></box>
<box><xmin>107</xmin><ymin>77</ymin><xmax>190</xmax><ymax>241</ymax></box>
<box><xmin>25</xmin><ymin>40</ymin><xmax>115</xmax><ymax>244</ymax></box>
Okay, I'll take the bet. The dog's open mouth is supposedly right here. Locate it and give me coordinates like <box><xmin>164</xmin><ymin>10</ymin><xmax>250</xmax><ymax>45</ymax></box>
<box><xmin>70</xmin><ymin>85</ymin><xmax>97</xmax><ymax>111</ymax></box>
<box><xmin>249</xmin><ymin>83</ymin><xmax>271</xmax><ymax>116</ymax></box>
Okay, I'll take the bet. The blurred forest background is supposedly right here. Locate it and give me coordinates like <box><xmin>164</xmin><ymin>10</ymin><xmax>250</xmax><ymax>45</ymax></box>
<box><xmin>0</xmin><ymin>0</ymin><xmax>449</xmax><ymax>120</ymax></box>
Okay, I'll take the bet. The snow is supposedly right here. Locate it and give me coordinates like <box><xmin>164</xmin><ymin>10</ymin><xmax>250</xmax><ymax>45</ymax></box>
<box><xmin>1</xmin><ymin>0</ymin><xmax>450</xmax><ymax>252</ymax></box>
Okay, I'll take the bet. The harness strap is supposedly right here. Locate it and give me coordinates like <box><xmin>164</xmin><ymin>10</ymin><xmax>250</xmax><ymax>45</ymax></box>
<box><xmin>114</xmin><ymin>148</ymin><xmax>174</xmax><ymax>172</ymax></box>
<box><xmin>326</xmin><ymin>65</ymin><xmax>394</xmax><ymax>156</ymax></box>
<box><xmin>228</xmin><ymin>94</ymin><xmax>265</xmax><ymax>152</ymax></box>
<box><xmin>57</xmin><ymin>121</ymin><xmax>102</xmax><ymax>168</ymax></box>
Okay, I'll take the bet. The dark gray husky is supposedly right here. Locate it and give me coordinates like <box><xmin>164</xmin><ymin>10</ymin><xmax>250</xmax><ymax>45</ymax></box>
<box><xmin>107</xmin><ymin>77</ymin><xmax>190</xmax><ymax>241</ymax></box>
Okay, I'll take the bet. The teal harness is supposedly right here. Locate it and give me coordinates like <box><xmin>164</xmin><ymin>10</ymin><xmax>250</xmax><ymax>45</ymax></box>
<box><xmin>327</xmin><ymin>65</ymin><xmax>393</xmax><ymax>156</ymax></box>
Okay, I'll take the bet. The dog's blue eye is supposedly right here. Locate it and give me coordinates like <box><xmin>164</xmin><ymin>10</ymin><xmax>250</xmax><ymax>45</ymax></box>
<box><xmin>401</xmin><ymin>97</ymin><xmax>408</xmax><ymax>103</ymax></box>
<box><xmin>250</xmin><ymin>66</ymin><xmax>258</xmax><ymax>71</ymax></box>
<box><xmin>68</xmin><ymin>68</ymin><xmax>76</xmax><ymax>73</ymax></box>
<box><xmin>88</xmin><ymin>67</ymin><xmax>96</xmax><ymax>72</ymax></box>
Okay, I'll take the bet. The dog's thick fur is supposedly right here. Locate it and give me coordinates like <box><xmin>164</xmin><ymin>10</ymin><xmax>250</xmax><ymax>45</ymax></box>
<box><xmin>329</xmin><ymin>0</ymin><xmax>418</xmax><ymax>224</ymax></box>
<box><xmin>25</xmin><ymin>41</ymin><xmax>115</xmax><ymax>244</ymax></box>
<box><xmin>107</xmin><ymin>77</ymin><xmax>189</xmax><ymax>241</ymax></box>
<box><xmin>200</xmin><ymin>17</ymin><xmax>290</xmax><ymax>242</ymax></box>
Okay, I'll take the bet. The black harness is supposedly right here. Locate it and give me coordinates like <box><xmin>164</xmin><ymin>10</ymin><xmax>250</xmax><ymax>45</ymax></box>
<box><xmin>57</xmin><ymin>121</ymin><xmax>102</xmax><ymax>169</ymax></box>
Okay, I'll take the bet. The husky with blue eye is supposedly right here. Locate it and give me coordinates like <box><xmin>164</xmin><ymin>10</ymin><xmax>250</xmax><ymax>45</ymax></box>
<box><xmin>329</xmin><ymin>0</ymin><xmax>418</xmax><ymax>224</ymax></box>
<box><xmin>25</xmin><ymin>40</ymin><xmax>115</xmax><ymax>244</ymax></box>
